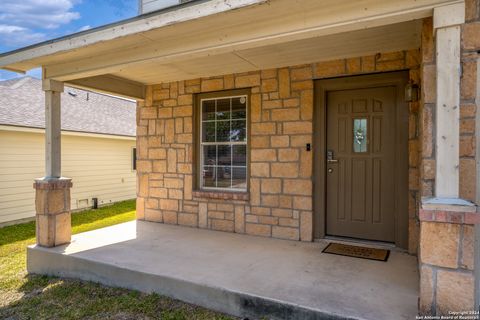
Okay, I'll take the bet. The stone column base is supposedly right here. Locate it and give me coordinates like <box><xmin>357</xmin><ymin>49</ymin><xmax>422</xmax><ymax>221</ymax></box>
<box><xmin>34</xmin><ymin>177</ymin><xmax>73</xmax><ymax>247</ymax></box>
<box><xmin>418</xmin><ymin>197</ymin><xmax>478</xmax><ymax>315</ymax></box>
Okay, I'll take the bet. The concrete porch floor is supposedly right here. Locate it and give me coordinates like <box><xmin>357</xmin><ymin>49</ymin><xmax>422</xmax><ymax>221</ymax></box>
<box><xmin>27</xmin><ymin>221</ymin><xmax>419</xmax><ymax>320</ymax></box>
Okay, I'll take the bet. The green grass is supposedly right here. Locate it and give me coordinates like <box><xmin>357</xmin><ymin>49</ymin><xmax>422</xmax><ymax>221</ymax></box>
<box><xmin>0</xmin><ymin>200</ymin><xmax>233</xmax><ymax>319</ymax></box>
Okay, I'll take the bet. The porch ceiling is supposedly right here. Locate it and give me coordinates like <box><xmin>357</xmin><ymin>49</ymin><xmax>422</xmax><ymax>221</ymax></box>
<box><xmin>108</xmin><ymin>20</ymin><xmax>422</xmax><ymax>85</ymax></box>
<box><xmin>0</xmin><ymin>0</ymin><xmax>462</xmax><ymax>98</ymax></box>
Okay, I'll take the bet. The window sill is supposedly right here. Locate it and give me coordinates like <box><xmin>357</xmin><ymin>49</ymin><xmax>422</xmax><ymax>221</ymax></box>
<box><xmin>192</xmin><ymin>190</ymin><xmax>249</xmax><ymax>201</ymax></box>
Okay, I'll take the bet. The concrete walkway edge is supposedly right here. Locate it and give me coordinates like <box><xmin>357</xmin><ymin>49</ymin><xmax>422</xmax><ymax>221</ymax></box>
<box><xmin>27</xmin><ymin>245</ymin><xmax>361</xmax><ymax>320</ymax></box>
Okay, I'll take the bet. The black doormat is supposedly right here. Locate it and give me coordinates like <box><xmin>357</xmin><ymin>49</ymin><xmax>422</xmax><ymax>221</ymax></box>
<box><xmin>322</xmin><ymin>242</ymin><xmax>390</xmax><ymax>262</ymax></box>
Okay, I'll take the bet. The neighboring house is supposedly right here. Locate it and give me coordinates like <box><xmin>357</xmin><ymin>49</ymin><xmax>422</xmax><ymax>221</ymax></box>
<box><xmin>0</xmin><ymin>77</ymin><xmax>136</xmax><ymax>225</ymax></box>
<box><xmin>0</xmin><ymin>0</ymin><xmax>479</xmax><ymax>318</ymax></box>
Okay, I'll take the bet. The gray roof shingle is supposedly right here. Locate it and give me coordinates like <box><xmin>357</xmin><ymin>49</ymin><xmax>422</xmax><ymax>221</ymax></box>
<box><xmin>0</xmin><ymin>77</ymin><xmax>136</xmax><ymax>137</ymax></box>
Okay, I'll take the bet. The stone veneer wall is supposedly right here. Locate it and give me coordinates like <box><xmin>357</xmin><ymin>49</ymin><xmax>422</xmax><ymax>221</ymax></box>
<box><xmin>133</xmin><ymin>4</ymin><xmax>480</xmax><ymax>315</ymax></box>
<box><xmin>135</xmin><ymin>47</ymin><xmax>423</xmax><ymax>250</ymax></box>
<box><xmin>417</xmin><ymin>0</ymin><xmax>480</xmax><ymax>315</ymax></box>
<box><xmin>419</xmin><ymin>209</ymin><xmax>477</xmax><ymax>314</ymax></box>
<box><xmin>460</xmin><ymin>0</ymin><xmax>480</xmax><ymax>201</ymax></box>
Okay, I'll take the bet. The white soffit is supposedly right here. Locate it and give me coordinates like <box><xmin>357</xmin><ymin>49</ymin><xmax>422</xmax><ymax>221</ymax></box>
<box><xmin>109</xmin><ymin>20</ymin><xmax>422</xmax><ymax>84</ymax></box>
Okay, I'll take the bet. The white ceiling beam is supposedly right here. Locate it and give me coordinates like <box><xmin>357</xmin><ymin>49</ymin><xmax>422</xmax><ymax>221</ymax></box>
<box><xmin>66</xmin><ymin>75</ymin><xmax>145</xmax><ymax>100</ymax></box>
<box><xmin>2</xmin><ymin>66</ymin><xmax>26</xmax><ymax>74</ymax></box>
<box><xmin>433</xmin><ymin>2</ymin><xmax>465</xmax><ymax>28</ymax></box>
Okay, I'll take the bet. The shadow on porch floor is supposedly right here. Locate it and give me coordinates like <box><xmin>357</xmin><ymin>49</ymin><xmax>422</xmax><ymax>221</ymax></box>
<box><xmin>27</xmin><ymin>221</ymin><xmax>418</xmax><ymax>320</ymax></box>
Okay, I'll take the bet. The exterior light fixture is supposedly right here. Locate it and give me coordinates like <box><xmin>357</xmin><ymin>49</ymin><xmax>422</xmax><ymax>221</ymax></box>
<box><xmin>405</xmin><ymin>81</ymin><xmax>419</xmax><ymax>102</ymax></box>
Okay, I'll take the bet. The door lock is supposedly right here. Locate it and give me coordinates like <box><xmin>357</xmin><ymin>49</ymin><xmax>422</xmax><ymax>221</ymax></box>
<box><xmin>327</xmin><ymin>149</ymin><xmax>338</xmax><ymax>164</ymax></box>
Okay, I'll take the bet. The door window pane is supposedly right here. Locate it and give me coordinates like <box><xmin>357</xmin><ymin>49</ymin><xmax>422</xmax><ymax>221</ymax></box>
<box><xmin>353</xmin><ymin>118</ymin><xmax>368</xmax><ymax>153</ymax></box>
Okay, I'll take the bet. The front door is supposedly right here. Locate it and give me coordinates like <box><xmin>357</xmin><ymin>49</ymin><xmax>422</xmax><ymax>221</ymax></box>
<box><xmin>326</xmin><ymin>86</ymin><xmax>396</xmax><ymax>242</ymax></box>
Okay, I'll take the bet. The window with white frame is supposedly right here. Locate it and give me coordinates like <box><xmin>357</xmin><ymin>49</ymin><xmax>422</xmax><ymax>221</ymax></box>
<box><xmin>200</xmin><ymin>94</ymin><xmax>247</xmax><ymax>191</ymax></box>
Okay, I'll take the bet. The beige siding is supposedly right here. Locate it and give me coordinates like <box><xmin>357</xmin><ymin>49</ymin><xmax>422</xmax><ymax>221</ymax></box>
<box><xmin>0</xmin><ymin>129</ymin><xmax>136</xmax><ymax>224</ymax></box>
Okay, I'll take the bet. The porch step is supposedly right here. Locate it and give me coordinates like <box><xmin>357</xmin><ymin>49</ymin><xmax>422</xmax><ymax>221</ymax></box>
<box><xmin>27</xmin><ymin>221</ymin><xmax>418</xmax><ymax>320</ymax></box>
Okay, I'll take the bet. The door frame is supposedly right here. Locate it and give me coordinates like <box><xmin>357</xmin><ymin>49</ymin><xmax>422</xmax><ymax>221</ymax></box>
<box><xmin>313</xmin><ymin>71</ymin><xmax>409</xmax><ymax>249</ymax></box>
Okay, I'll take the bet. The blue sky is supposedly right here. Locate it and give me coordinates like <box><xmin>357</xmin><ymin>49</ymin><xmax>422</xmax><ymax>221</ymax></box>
<box><xmin>0</xmin><ymin>0</ymin><xmax>137</xmax><ymax>81</ymax></box>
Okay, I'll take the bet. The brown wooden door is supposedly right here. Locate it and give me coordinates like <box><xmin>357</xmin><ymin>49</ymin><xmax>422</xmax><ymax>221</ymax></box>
<box><xmin>326</xmin><ymin>86</ymin><xmax>396</xmax><ymax>242</ymax></box>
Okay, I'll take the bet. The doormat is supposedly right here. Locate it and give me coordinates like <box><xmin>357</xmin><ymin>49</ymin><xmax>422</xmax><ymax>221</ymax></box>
<box><xmin>322</xmin><ymin>243</ymin><xmax>390</xmax><ymax>262</ymax></box>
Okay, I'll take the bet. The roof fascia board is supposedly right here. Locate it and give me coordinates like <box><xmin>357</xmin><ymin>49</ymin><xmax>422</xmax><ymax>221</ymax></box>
<box><xmin>0</xmin><ymin>0</ymin><xmax>266</xmax><ymax>69</ymax></box>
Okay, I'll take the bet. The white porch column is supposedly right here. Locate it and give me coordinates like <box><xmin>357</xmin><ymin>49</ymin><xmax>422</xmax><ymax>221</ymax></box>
<box><xmin>433</xmin><ymin>3</ymin><xmax>464</xmax><ymax>198</ymax></box>
<box><xmin>418</xmin><ymin>2</ymin><xmax>479</xmax><ymax>315</ymax></box>
<box><xmin>42</xmin><ymin>79</ymin><xmax>63</xmax><ymax>178</ymax></box>
<box><xmin>33</xmin><ymin>79</ymin><xmax>72</xmax><ymax>247</ymax></box>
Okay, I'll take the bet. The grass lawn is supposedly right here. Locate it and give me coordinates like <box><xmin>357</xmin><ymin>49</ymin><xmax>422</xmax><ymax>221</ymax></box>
<box><xmin>0</xmin><ymin>200</ymin><xmax>233</xmax><ymax>320</ymax></box>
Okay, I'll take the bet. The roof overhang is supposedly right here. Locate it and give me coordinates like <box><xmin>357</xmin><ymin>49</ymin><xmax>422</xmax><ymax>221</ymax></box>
<box><xmin>0</xmin><ymin>0</ymin><xmax>266</xmax><ymax>73</ymax></box>
<box><xmin>0</xmin><ymin>0</ymin><xmax>464</xmax><ymax>100</ymax></box>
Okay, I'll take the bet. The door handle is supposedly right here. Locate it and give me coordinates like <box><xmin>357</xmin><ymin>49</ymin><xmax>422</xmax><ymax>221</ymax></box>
<box><xmin>326</xmin><ymin>149</ymin><xmax>338</xmax><ymax>164</ymax></box>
